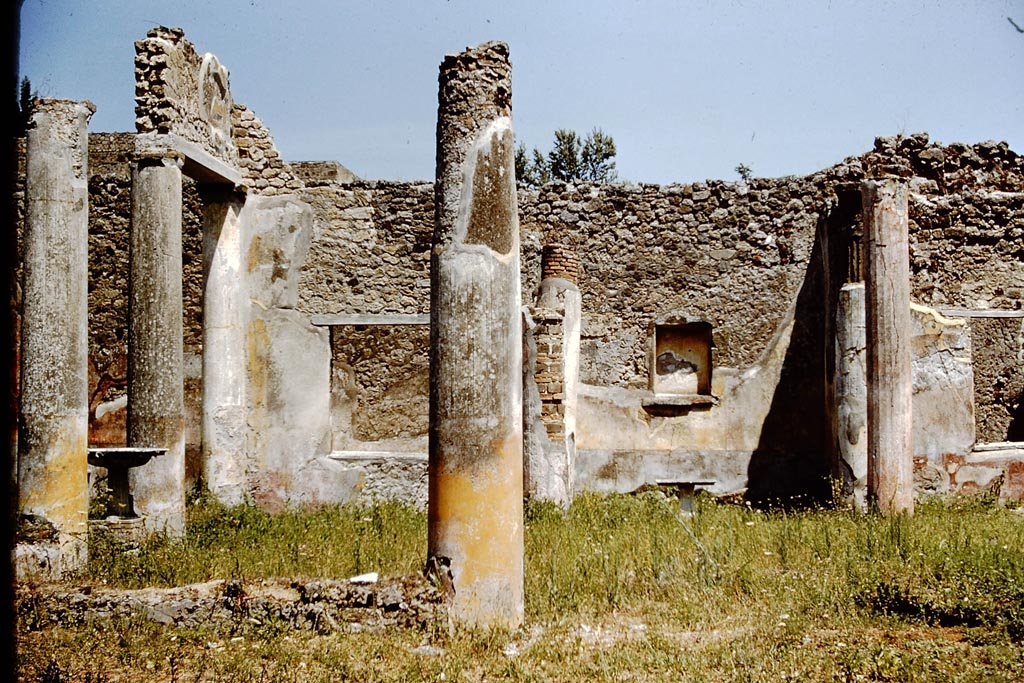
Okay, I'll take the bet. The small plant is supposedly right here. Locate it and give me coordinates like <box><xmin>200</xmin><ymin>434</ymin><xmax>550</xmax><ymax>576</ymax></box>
<box><xmin>735</xmin><ymin>163</ymin><xmax>753</xmax><ymax>182</ymax></box>
<box><xmin>88</xmin><ymin>477</ymin><xmax>116</xmax><ymax>519</ymax></box>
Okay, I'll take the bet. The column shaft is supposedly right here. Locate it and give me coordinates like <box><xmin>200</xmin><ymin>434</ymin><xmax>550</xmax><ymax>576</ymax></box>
<box><xmin>18</xmin><ymin>99</ymin><xmax>94</xmax><ymax>576</ymax></box>
<box><xmin>835</xmin><ymin>282</ymin><xmax>867</xmax><ymax>510</ymax></box>
<box><xmin>863</xmin><ymin>179</ymin><xmax>914</xmax><ymax>514</ymax></box>
<box><xmin>525</xmin><ymin>245</ymin><xmax>582</xmax><ymax>506</ymax></box>
<box><xmin>128</xmin><ymin>153</ymin><xmax>186</xmax><ymax>535</ymax></box>
<box><xmin>202</xmin><ymin>193</ymin><xmax>249</xmax><ymax>505</ymax></box>
<box><xmin>428</xmin><ymin>41</ymin><xmax>524</xmax><ymax>628</ymax></box>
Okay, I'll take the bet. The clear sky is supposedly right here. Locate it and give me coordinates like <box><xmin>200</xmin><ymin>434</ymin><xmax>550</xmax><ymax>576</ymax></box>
<box><xmin>18</xmin><ymin>0</ymin><xmax>1024</xmax><ymax>184</ymax></box>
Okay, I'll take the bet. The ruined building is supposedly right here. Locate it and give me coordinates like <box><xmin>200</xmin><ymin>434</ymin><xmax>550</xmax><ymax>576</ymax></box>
<box><xmin>12</xmin><ymin>27</ymin><xmax>1024</xmax><ymax>580</ymax></box>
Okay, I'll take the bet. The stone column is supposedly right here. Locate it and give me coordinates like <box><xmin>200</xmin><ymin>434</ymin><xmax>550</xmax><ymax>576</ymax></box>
<box><xmin>128</xmin><ymin>147</ymin><xmax>186</xmax><ymax>536</ymax></box>
<box><xmin>202</xmin><ymin>190</ymin><xmax>249</xmax><ymax>506</ymax></box>
<box><xmin>18</xmin><ymin>99</ymin><xmax>94</xmax><ymax>577</ymax></box>
<box><xmin>428</xmin><ymin>41</ymin><xmax>523</xmax><ymax>628</ymax></box>
<box><xmin>862</xmin><ymin>179</ymin><xmax>914</xmax><ymax>514</ymax></box>
<box><xmin>835</xmin><ymin>282</ymin><xmax>867</xmax><ymax>510</ymax></box>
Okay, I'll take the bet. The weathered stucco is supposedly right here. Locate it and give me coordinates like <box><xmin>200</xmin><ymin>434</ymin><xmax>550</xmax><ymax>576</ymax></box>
<box><xmin>17</xmin><ymin>99</ymin><xmax>94</xmax><ymax>578</ymax></box>
<box><xmin>428</xmin><ymin>41</ymin><xmax>524</xmax><ymax>628</ymax></box>
<box><xmin>12</xmin><ymin>26</ymin><xmax>1024</xmax><ymax>520</ymax></box>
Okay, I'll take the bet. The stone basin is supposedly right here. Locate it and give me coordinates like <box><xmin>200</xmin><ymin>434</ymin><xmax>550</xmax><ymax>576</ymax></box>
<box><xmin>88</xmin><ymin>447</ymin><xmax>166</xmax><ymax>518</ymax></box>
<box><xmin>88</xmin><ymin>447</ymin><xmax>165</xmax><ymax>469</ymax></box>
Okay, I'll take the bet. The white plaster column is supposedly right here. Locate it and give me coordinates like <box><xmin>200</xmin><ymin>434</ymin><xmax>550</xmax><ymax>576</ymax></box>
<box><xmin>201</xmin><ymin>191</ymin><xmax>249</xmax><ymax>506</ymax></box>
<box><xmin>835</xmin><ymin>282</ymin><xmax>867</xmax><ymax>510</ymax></box>
<box><xmin>862</xmin><ymin>179</ymin><xmax>914</xmax><ymax>514</ymax></box>
<box><xmin>18</xmin><ymin>98</ymin><xmax>94</xmax><ymax>576</ymax></box>
<box><xmin>128</xmin><ymin>147</ymin><xmax>186</xmax><ymax>536</ymax></box>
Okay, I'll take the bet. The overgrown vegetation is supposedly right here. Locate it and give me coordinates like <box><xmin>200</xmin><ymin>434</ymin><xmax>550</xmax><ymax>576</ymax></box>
<box><xmin>18</xmin><ymin>491</ymin><xmax>1024</xmax><ymax>682</ymax></box>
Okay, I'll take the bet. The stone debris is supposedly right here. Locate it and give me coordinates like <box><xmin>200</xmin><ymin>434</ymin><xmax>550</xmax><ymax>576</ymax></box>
<box><xmin>16</xmin><ymin>575</ymin><xmax>446</xmax><ymax>634</ymax></box>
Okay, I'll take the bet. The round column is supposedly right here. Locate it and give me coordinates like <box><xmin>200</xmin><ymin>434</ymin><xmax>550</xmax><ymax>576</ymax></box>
<box><xmin>19</xmin><ymin>98</ymin><xmax>95</xmax><ymax>576</ymax></box>
<box><xmin>428</xmin><ymin>41</ymin><xmax>524</xmax><ymax>628</ymax></box>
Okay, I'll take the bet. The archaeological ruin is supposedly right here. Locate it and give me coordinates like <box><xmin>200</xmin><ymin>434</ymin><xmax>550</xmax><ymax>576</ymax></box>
<box><xmin>10</xmin><ymin>27</ymin><xmax>1024</xmax><ymax>623</ymax></box>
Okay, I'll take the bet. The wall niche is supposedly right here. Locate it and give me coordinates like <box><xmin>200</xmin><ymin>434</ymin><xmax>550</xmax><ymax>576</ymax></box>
<box><xmin>643</xmin><ymin>319</ymin><xmax>717</xmax><ymax>415</ymax></box>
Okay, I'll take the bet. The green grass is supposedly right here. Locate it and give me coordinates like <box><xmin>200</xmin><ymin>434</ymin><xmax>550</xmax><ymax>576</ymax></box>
<box><xmin>17</xmin><ymin>491</ymin><xmax>1024</xmax><ymax>682</ymax></box>
<box><xmin>86</xmin><ymin>493</ymin><xmax>428</xmax><ymax>587</ymax></box>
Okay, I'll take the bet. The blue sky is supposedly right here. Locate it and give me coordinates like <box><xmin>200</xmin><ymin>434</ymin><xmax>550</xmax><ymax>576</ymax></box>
<box><xmin>18</xmin><ymin>0</ymin><xmax>1024</xmax><ymax>184</ymax></box>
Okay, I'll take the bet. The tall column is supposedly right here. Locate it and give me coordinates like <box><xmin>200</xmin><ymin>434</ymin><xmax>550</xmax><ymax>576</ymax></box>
<box><xmin>428</xmin><ymin>41</ymin><xmax>523</xmax><ymax>628</ymax></box>
<box><xmin>128</xmin><ymin>148</ymin><xmax>186</xmax><ymax>536</ymax></box>
<box><xmin>18</xmin><ymin>99</ymin><xmax>95</xmax><ymax>576</ymax></box>
<box><xmin>862</xmin><ymin>179</ymin><xmax>914</xmax><ymax>514</ymax></box>
<box><xmin>202</xmin><ymin>190</ymin><xmax>249</xmax><ymax>506</ymax></box>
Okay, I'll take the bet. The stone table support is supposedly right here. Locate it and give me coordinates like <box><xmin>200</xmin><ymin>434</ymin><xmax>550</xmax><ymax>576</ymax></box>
<box><xmin>128</xmin><ymin>146</ymin><xmax>186</xmax><ymax>536</ymax></box>
<box><xmin>18</xmin><ymin>99</ymin><xmax>94</xmax><ymax>576</ymax></box>
<box><xmin>862</xmin><ymin>179</ymin><xmax>914</xmax><ymax>515</ymax></box>
<box><xmin>428</xmin><ymin>41</ymin><xmax>524</xmax><ymax>628</ymax></box>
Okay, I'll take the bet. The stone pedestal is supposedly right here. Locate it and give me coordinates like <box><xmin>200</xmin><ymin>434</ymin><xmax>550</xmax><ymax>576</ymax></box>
<box><xmin>128</xmin><ymin>146</ymin><xmax>186</xmax><ymax>536</ymax></box>
<box><xmin>89</xmin><ymin>515</ymin><xmax>149</xmax><ymax>549</ymax></box>
<box><xmin>862</xmin><ymin>179</ymin><xmax>914</xmax><ymax>514</ymax></box>
<box><xmin>428</xmin><ymin>41</ymin><xmax>524</xmax><ymax>628</ymax></box>
<box><xmin>18</xmin><ymin>98</ymin><xmax>95</xmax><ymax>577</ymax></box>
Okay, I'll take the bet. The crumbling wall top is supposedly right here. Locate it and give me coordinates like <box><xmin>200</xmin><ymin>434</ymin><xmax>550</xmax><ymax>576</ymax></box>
<box><xmin>134</xmin><ymin>26</ymin><xmax>239</xmax><ymax>168</ymax></box>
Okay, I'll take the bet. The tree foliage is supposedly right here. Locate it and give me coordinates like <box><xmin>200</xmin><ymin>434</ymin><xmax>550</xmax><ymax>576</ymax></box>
<box><xmin>16</xmin><ymin>76</ymin><xmax>36</xmax><ymax>136</ymax></box>
<box><xmin>516</xmin><ymin>127</ymin><xmax>617</xmax><ymax>187</ymax></box>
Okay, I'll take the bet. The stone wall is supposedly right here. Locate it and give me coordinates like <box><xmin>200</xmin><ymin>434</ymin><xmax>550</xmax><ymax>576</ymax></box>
<box><xmin>293</xmin><ymin>134</ymin><xmax>1022</xmax><ymax>502</ymax></box>
<box><xmin>519</xmin><ymin>176</ymin><xmax>828</xmax><ymax>388</ymax></box>
<box><xmin>12</xmin><ymin>128</ymin><xmax>1023</xmax><ymax>505</ymax></box>
<box><xmin>973</xmin><ymin>318</ymin><xmax>1024</xmax><ymax>443</ymax></box>
<box><xmin>330</xmin><ymin>325</ymin><xmax>429</xmax><ymax>448</ymax></box>
<box><xmin>299</xmin><ymin>181</ymin><xmax>433</xmax><ymax>315</ymax></box>
<box><xmin>134</xmin><ymin>26</ymin><xmax>238</xmax><ymax>165</ymax></box>
<box><xmin>231</xmin><ymin>104</ymin><xmax>304</xmax><ymax>196</ymax></box>
<box><xmin>291</xmin><ymin>161</ymin><xmax>360</xmax><ymax>185</ymax></box>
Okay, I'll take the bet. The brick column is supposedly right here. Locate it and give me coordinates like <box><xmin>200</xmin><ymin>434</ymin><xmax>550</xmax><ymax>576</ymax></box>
<box><xmin>525</xmin><ymin>244</ymin><xmax>581</xmax><ymax>505</ymax></box>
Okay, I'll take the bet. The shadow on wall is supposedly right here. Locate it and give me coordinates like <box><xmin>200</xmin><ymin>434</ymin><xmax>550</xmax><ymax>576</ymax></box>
<box><xmin>1009</xmin><ymin>397</ymin><xmax>1024</xmax><ymax>442</ymax></box>
<box><xmin>745</xmin><ymin>197</ymin><xmax>857</xmax><ymax>507</ymax></box>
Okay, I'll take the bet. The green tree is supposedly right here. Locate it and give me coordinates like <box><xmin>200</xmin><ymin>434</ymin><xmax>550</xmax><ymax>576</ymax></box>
<box><xmin>16</xmin><ymin>76</ymin><xmax>36</xmax><ymax>135</ymax></box>
<box><xmin>548</xmin><ymin>129</ymin><xmax>583</xmax><ymax>181</ymax></box>
<box><xmin>579</xmin><ymin>128</ymin><xmax>617</xmax><ymax>182</ymax></box>
<box><xmin>516</xmin><ymin>127</ymin><xmax>617</xmax><ymax>187</ymax></box>
<box><xmin>515</xmin><ymin>143</ymin><xmax>551</xmax><ymax>187</ymax></box>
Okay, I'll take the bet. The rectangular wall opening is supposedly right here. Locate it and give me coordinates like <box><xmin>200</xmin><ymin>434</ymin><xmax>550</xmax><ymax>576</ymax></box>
<box><xmin>651</xmin><ymin>321</ymin><xmax>714</xmax><ymax>396</ymax></box>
